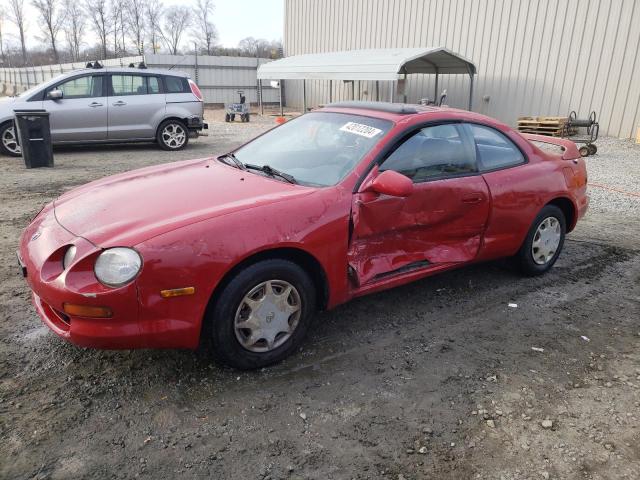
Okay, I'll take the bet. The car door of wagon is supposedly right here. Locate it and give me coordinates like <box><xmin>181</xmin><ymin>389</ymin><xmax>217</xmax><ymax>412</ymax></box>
<box><xmin>348</xmin><ymin>123</ymin><xmax>491</xmax><ymax>286</ymax></box>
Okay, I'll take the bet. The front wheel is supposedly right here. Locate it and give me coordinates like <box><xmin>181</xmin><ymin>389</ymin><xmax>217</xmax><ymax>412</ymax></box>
<box><xmin>0</xmin><ymin>123</ymin><xmax>22</xmax><ymax>157</ymax></box>
<box><xmin>157</xmin><ymin>120</ymin><xmax>189</xmax><ymax>151</ymax></box>
<box><xmin>516</xmin><ymin>205</ymin><xmax>566</xmax><ymax>276</ymax></box>
<box><xmin>206</xmin><ymin>259</ymin><xmax>316</xmax><ymax>369</ymax></box>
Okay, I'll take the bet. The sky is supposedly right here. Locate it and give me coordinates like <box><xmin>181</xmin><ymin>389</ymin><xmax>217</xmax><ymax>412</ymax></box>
<box><xmin>1</xmin><ymin>0</ymin><xmax>283</xmax><ymax>50</ymax></box>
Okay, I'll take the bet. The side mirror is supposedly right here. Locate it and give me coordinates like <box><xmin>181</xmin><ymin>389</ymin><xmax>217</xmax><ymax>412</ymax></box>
<box><xmin>47</xmin><ymin>89</ymin><xmax>63</xmax><ymax>100</ymax></box>
<box><xmin>365</xmin><ymin>170</ymin><xmax>413</xmax><ymax>197</ymax></box>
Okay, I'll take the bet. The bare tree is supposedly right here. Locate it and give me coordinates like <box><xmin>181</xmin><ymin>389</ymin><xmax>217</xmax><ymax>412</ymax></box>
<box><xmin>63</xmin><ymin>0</ymin><xmax>85</xmax><ymax>61</ymax></box>
<box><xmin>110</xmin><ymin>0</ymin><xmax>125</xmax><ymax>56</ymax></box>
<box><xmin>238</xmin><ymin>37</ymin><xmax>274</xmax><ymax>58</ymax></box>
<box><xmin>32</xmin><ymin>0</ymin><xmax>65</xmax><ymax>63</ymax></box>
<box><xmin>0</xmin><ymin>7</ymin><xmax>6</xmax><ymax>64</ymax></box>
<box><xmin>124</xmin><ymin>0</ymin><xmax>145</xmax><ymax>54</ymax></box>
<box><xmin>8</xmin><ymin>0</ymin><xmax>28</xmax><ymax>64</ymax></box>
<box><xmin>161</xmin><ymin>6</ymin><xmax>191</xmax><ymax>55</ymax></box>
<box><xmin>145</xmin><ymin>0</ymin><xmax>163</xmax><ymax>54</ymax></box>
<box><xmin>192</xmin><ymin>0</ymin><xmax>217</xmax><ymax>55</ymax></box>
<box><xmin>85</xmin><ymin>0</ymin><xmax>109</xmax><ymax>59</ymax></box>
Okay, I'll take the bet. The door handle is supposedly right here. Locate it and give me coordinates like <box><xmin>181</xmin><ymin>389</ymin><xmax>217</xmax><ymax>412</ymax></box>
<box><xmin>89</xmin><ymin>102</ymin><xmax>103</xmax><ymax>107</ymax></box>
<box><xmin>462</xmin><ymin>193</ymin><xmax>485</xmax><ymax>204</ymax></box>
<box><xmin>112</xmin><ymin>101</ymin><xmax>127</xmax><ymax>106</ymax></box>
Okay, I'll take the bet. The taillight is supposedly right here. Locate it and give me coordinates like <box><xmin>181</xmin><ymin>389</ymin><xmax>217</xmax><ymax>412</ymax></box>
<box><xmin>189</xmin><ymin>80</ymin><xmax>203</xmax><ymax>101</ymax></box>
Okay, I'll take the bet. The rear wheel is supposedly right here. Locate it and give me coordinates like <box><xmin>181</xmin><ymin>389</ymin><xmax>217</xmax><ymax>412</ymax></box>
<box><xmin>0</xmin><ymin>123</ymin><xmax>21</xmax><ymax>157</ymax></box>
<box><xmin>206</xmin><ymin>259</ymin><xmax>316</xmax><ymax>369</ymax></box>
<box><xmin>516</xmin><ymin>205</ymin><xmax>566</xmax><ymax>276</ymax></box>
<box><xmin>579</xmin><ymin>145</ymin><xmax>589</xmax><ymax>157</ymax></box>
<box><xmin>224</xmin><ymin>113</ymin><xmax>230</xmax><ymax>122</ymax></box>
<box><xmin>157</xmin><ymin>119</ymin><xmax>188</xmax><ymax>151</ymax></box>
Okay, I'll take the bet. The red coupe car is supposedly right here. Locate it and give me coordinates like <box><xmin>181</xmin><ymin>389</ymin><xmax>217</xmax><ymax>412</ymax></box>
<box><xmin>18</xmin><ymin>102</ymin><xmax>588</xmax><ymax>369</ymax></box>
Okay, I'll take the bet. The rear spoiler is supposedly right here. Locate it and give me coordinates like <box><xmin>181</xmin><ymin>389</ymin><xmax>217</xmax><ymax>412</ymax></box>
<box><xmin>520</xmin><ymin>133</ymin><xmax>580</xmax><ymax>160</ymax></box>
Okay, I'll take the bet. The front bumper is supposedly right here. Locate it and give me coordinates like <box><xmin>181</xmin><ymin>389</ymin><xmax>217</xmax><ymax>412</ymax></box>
<box><xmin>19</xmin><ymin>207</ymin><xmax>144</xmax><ymax>349</ymax></box>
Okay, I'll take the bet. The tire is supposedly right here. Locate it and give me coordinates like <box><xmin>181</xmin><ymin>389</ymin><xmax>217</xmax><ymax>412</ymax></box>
<box><xmin>230</xmin><ymin>114</ymin><xmax>235</xmax><ymax>122</ymax></box>
<box><xmin>0</xmin><ymin>122</ymin><xmax>22</xmax><ymax>157</ymax></box>
<box><xmin>579</xmin><ymin>146</ymin><xmax>589</xmax><ymax>157</ymax></box>
<box><xmin>516</xmin><ymin>205</ymin><xmax>566</xmax><ymax>276</ymax></box>
<box><xmin>206</xmin><ymin>259</ymin><xmax>317</xmax><ymax>369</ymax></box>
<box><xmin>224</xmin><ymin>114</ymin><xmax>230</xmax><ymax>122</ymax></box>
<box><xmin>587</xmin><ymin>144</ymin><xmax>597</xmax><ymax>155</ymax></box>
<box><xmin>156</xmin><ymin>119</ymin><xmax>189</xmax><ymax>151</ymax></box>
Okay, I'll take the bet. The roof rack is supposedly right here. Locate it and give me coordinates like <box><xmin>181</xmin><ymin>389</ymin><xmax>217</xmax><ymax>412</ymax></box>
<box><xmin>325</xmin><ymin>101</ymin><xmax>419</xmax><ymax>114</ymax></box>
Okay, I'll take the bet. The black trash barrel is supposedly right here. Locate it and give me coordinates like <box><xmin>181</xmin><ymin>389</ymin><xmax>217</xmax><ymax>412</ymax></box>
<box><xmin>13</xmin><ymin>109</ymin><xmax>53</xmax><ymax>168</ymax></box>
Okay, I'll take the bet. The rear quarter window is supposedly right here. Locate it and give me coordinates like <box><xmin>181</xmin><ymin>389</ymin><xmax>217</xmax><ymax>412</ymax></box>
<box><xmin>164</xmin><ymin>76</ymin><xmax>189</xmax><ymax>93</ymax></box>
<box><xmin>469</xmin><ymin>124</ymin><xmax>525</xmax><ymax>171</ymax></box>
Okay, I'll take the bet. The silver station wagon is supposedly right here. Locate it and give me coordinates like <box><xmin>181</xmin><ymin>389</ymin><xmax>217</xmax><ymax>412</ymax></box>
<box><xmin>0</xmin><ymin>64</ymin><xmax>207</xmax><ymax>157</ymax></box>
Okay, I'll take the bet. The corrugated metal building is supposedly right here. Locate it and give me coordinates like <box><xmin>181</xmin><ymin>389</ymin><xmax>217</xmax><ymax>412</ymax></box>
<box><xmin>283</xmin><ymin>0</ymin><xmax>640</xmax><ymax>138</ymax></box>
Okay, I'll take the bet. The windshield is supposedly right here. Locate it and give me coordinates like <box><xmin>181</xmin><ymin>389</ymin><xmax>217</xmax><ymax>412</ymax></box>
<box><xmin>232</xmin><ymin>112</ymin><xmax>393</xmax><ymax>186</ymax></box>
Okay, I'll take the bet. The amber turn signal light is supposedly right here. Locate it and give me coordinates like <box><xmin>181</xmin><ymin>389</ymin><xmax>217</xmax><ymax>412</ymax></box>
<box><xmin>62</xmin><ymin>303</ymin><xmax>113</xmax><ymax>318</ymax></box>
<box><xmin>160</xmin><ymin>287</ymin><xmax>196</xmax><ymax>298</ymax></box>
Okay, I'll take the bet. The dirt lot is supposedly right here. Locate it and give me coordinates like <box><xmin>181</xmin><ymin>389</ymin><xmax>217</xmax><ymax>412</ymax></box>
<box><xmin>1</xmin><ymin>110</ymin><xmax>639</xmax><ymax>480</ymax></box>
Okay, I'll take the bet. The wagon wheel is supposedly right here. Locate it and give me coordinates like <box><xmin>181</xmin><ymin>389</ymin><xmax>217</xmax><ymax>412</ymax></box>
<box><xmin>579</xmin><ymin>146</ymin><xmax>590</xmax><ymax>157</ymax></box>
<box><xmin>587</xmin><ymin>144</ymin><xmax>597</xmax><ymax>155</ymax></box>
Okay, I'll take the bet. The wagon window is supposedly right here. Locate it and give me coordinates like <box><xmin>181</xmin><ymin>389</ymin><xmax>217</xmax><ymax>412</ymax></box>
<box><xmin>53</xmin><ymin>75</ymin><xmax>103</xmax><ymax>99</ymax></box>
<box><xmin>380</xmin><ymin>124</ymin><xmax>477</xmax><ymax>182</ymax></box>
<box><xmin>111</xmin><ymin>75</ymin><xmax>147</xmax><ymax>95</ymax></box>
<box><xmin>469</xmin><ymin>124</ymin><xmax>525</xmax><ymax>171</ymax></box>
<box><xmin>165</xmin><ymin>76</ymin><xmax>188</xmax><ymax>93</ymax></box>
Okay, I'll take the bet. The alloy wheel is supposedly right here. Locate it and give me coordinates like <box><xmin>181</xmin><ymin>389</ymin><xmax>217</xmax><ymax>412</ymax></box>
<box><xmin>161</xmin><ymin>123</ymin><xmax>186</xmax><ymax>149</ymax></box>
<box><xmin>2</xmin><ymin>126</ymin><xmax>21</xmax><ymax>155</ymax></box>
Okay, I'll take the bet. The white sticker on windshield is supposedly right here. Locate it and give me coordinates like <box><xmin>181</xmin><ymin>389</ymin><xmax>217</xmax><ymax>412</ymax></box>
<box><xmin>339</xmin><ymin>122</ymin><xmax>382</xmax><ymax>139</ymax></box>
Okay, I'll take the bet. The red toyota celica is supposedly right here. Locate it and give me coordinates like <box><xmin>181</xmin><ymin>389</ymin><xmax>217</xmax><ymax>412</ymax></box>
<box><xmin>18</xmin><ymin>102</ymin><xmax>589</xmax><ymax>369</ymax></box>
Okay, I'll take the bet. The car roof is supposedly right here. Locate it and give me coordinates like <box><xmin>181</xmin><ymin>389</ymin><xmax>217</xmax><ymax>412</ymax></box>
<box><xmin>319</xmin><ymin>101</ymin><xmax>509</xmax><ymax>127</ymax></box>
<box><xmin>319</xmin><ymin>101</ymin><xmax>455</xmax><ymax>122</ymax></box>
<box><xmin>60</xmin><ymin>67</ymin><xmax>190</xmax><ymax>78</ymax></box>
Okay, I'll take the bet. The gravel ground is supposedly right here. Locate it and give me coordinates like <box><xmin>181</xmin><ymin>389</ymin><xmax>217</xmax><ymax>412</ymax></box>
<box><xmin>1</xmin><ymin>110</ymin><xmax>639</xmax><ymax>480</ymax></box>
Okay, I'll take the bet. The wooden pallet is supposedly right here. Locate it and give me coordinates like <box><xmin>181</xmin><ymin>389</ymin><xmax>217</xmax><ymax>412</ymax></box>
<box><xmin>517</xmin><ymin>116</ymin><xmax>576</xmax><ymax>137</ymax></box>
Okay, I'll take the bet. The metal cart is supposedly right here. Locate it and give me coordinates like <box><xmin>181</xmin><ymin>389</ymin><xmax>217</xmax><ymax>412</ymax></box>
<box><xmin>224</xmin><ymin>91</ymin><xmax>250</xmax><ymax>123</ymax></box>
<box><xmin>564</xmin><ymin>111</ymin><xmax>599</xmax><ymax>157</ymax></box>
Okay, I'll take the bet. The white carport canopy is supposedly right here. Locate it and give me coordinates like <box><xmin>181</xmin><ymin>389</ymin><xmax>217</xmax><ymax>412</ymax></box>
<box><xmin>256</xmin><ymin>47</ymin><xmax>477</xmax><ymax>112</ymax></box>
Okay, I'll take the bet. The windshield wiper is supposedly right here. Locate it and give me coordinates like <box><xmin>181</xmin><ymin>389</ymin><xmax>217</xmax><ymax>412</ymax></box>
<box><xmin>219</xmin><ymin>152</ymin><xmax>245</xmax><ymax>170</ymax></box>
<box><xmin>245</xmin><ymin>163</ymin><xmax>297</xmax><ymax>184</ymax></box>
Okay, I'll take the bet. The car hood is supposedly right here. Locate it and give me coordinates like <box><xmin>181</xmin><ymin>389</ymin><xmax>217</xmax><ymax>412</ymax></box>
<box><xmin>0</xmin><ymin>96</ymin><xmax>18</xmax><ymax>120</ymax></box>
<box><xmin>54</xmin><ymin>157</ymin><xmax>315</xmax><ymax>246</ymax></box>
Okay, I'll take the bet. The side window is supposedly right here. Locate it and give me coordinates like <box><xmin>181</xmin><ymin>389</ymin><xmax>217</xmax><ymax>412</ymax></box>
<box><xmin>148</xmin><ymin>76</ymin><xmax>161</xmax><ymax>94</ymax></box>
<box><xmin>111</xmin><ymin>75</ymin><xmax>147</xmax><ymax>95</ymax></box>
<box><xmin>380</xmin><ymin>124</ymin><xmax>477</xmax><ymax>182</ymax></box>
<box><xmin>164</xmin><ymin>76</ymin><xmax>187</xmax><ymax>93</ymax></box>
<box><xmin>469</xmin><ymin>124</ymin><xmax>525</xmax><ymax>171</ymax></box>
<box><xmin>54</xmin><ymin>75</ymin><xmax>103</xmax><ymax>99</ymax></box>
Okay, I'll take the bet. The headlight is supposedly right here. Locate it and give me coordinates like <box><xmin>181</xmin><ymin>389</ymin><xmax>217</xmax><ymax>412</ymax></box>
<box><xmin>94</xmin><ymin>248</ymin><xmax>142</xmax><ymax>287</ymax></box>
<box><xmin>63</xmin><ymin>245</ymin><xmax>77</xmax><ymax>269</ymax></box>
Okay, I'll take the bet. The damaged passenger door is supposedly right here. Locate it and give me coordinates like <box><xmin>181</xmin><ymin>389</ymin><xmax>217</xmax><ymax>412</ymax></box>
<box><xmin>348</xmin><ymin>123</ymin><xmax>490</xmax><ymax>286</ymax></box>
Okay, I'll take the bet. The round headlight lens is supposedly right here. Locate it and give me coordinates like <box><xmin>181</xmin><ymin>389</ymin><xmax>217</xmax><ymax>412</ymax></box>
<box><xmin>94</xmin><ymin>248</ymin><xmax>142</xmax><ymax>287</ymax></box>
<box><xmin>63</xmin><ymin>245</ymin><xmax>77</xmax><ymax>269</ymax></box>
